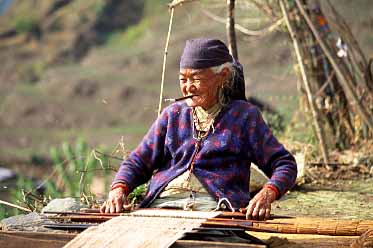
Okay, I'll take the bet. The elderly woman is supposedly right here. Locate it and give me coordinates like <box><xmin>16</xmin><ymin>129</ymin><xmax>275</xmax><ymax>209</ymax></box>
<box><xmin>100</xmin><ymin>38</ymin><xmax>297</xmax><ymax>220</ymax></box>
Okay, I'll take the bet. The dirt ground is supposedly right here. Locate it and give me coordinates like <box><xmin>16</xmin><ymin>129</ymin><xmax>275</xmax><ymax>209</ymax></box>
<box><xmin>273</xmin><ymin>178</ymin><xmax>373</xmax><ymax>220</ymax></box>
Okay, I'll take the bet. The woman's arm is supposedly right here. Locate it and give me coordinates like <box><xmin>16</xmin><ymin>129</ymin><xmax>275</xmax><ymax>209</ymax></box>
<box><xmin>245</xmin><ymin>106</ymin><xmax>297</xmax><ymax>219</ymax></box>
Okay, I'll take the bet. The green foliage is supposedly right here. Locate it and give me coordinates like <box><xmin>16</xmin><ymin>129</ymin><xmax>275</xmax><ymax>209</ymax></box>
<box><xmin>127</xmin><ymin>184</ymin><xmax>147</xmax><ymax>205</ymax></box>
<box><xmin>11</xmin><ymin>176</ymin><xmax>44</xmax><ymax>211</ymax></box>
<box><xmin>4</xmin><ymin>139</ymin><xmax>115</xmax><ymax>215</ymax></box>
<box><xmin>144</xmin><ymin>0</ymin><xmax>169</xmax><ymax>14</ymax></box>
<box><xmin>0</xmin><ymin>205</ymin><xmax>11</xmax><ymax>220</ymax></box>
<box><xmin>262</xmin><ymin>112</ymin><xmax>285</xmax><ymax>137</ymax></box>
<box><xmin>106</xmin><ymin>18</ymin><xmax>149</xmax><ymax>48</ymax></box>
<box><xmin>284</xmin><ymin>112</ymin><xmax>318</xmax><ymax>146</ymax></box>
<box><xmin>14</xmin><ymin>15</ymin><xmax>38</xmax><ymax>34</ymax></box>
<box><xmin>91</xmin><ymin>0</ymin><xmax>106</xmax><ymax>16</ymax></box>
<box><xmin>30</xmin><ymin>153</ymin><xmax>47</xmax><ymax>166</ymax></box>
<box><xmin>18</xmin><ymin>61</ymin><xmax>47</xmax><ymax>83</ymax></box>
<box><xmin>49</xmin><ymin>138</ymin><xmax>110</xmax><ymax>198</ymax></box>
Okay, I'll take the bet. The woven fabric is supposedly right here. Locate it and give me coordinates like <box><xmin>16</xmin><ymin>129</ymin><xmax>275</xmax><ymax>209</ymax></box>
<box><xmin>64</xmin><ymin>215</ymin><xmax>218</xmax><ymax>248</ymax></box>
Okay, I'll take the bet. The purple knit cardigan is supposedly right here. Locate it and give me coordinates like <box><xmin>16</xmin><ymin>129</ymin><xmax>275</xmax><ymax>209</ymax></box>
<box><xmin>113</xmin><ymin>100</ymin><xmax>297</xmax><ymax>209</ymax></box>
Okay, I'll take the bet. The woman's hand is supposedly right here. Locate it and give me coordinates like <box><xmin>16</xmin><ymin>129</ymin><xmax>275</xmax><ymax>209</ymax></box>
<box><xmin>243</xmin><ymin>186</ymin><xmax>277</xmax><ymax>220</ymax></box>
<box><xmin>100</xmin><ymin>187</ymin><xmax>131</xmax><ymax>213</ymax></box>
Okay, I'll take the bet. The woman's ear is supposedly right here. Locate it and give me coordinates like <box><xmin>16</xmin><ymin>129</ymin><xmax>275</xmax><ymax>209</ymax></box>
<box><xmin>219</xmin><ymin>67</ymin><xmax>231</xmax><ymax>84</ymax></box>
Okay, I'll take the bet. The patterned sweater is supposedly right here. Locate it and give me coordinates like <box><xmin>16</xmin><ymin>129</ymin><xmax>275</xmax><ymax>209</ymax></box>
<box><xmin>113</xmin><ymin>100</ymin><xmax>297</xmax><ymax>209</ymax></box>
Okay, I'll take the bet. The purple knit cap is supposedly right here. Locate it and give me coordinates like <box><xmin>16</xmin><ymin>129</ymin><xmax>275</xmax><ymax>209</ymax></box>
<box><xmin>180</xmin><ymin>38</ymin><xmax>233</xmax><ymax>69</ymax></box>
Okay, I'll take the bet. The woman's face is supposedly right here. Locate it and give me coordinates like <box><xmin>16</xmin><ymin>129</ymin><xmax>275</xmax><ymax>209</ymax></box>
<box><xmin>179</xmin><ymin>68</ymin><xmax>228</xmax><ymax>110</ymax></box>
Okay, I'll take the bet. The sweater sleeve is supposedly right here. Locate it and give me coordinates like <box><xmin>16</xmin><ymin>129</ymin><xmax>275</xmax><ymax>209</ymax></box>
<box><xmin>112</xmin><ymin>109</ymin><xmax>170</xmax><ymax>192</ymax></box>
<box><xmin>248</xmin><ymin>107</ymin><xmax>297</xmax><ymax>197</ymax></box>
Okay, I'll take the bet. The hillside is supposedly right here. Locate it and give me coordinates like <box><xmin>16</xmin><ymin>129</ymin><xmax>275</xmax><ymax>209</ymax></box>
<box><xmin>0</xmin><ymin>0</ymin><xmax>372</xmax><ymax>163</ymax></box>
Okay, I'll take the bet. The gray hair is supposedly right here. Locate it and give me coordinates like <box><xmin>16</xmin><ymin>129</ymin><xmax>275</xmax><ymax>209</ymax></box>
<box><xmin>209</xmin><ymin>62</ymin><xmax>237</xmax><ymax>106</ymax></box>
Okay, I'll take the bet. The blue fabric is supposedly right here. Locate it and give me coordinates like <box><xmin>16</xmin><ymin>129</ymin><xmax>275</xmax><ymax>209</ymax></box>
<box><xmin>113</xmin><ymin>101</ymin><xmax>297</xmax><ymax>209</ymax></box>
<box><xmin>180</xmin><ymin>38</ymin><xmax>233</xmax><ymax>69</ymax></box>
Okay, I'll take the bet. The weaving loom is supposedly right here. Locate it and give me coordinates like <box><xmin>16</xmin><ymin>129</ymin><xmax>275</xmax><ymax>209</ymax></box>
<box><xmin>38</xmin><ymin>208</ymin><xmax>373</xmax><ymax>248</ymax></box>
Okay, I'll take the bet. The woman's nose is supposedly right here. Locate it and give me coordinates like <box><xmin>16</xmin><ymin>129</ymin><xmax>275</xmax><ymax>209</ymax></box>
<box><xmin>186</xmin><ymin>80</ymin><xmax>197</xmax><ymax>93</ymax></box>
<box><xmin>186</xmin><ymin>84</ymin><xmax>197</xmax><ymax>93</ymax></box>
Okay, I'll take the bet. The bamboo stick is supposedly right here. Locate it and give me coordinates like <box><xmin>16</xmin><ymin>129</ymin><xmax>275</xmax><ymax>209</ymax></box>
<box><xmin>295</xmin><ymin>0</ymin><xmax>373</xmax><ymax>129</ymax></box>
<box><xmin>157</xmin><ymin>7</ymin><xmax>175</xmax><ymax>116</ymax></box>
<box><xmin>279</xmin><ymin>0</ymin><xmax>329</xmax><ymax>164</ymax></box>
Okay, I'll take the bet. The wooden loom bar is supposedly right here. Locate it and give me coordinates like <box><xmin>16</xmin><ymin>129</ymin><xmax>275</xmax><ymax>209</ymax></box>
<box><xmin>43</xmin><ymin>210</ymin><xmax>373</xmax><ymax>236</ymax></box>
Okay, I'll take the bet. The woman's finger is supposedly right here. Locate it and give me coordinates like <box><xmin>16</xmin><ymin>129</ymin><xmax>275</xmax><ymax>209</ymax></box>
<box><xmin>245</xmin><ymin>201</ymin><xmax>255</xmax><ymax>219</ymax></box>
<box><xmin>104</xmin><ymin>202</ymin><xmax>110</xmax><ymax>213</ymax></box>
<box><xmin>258</xmin><ymin>207</ymin><xmax>267</xmax><ymax>220</ymax></box>
<box><xmin>265</xmin><ymin>206</ymin><xmax>271</xmax><ymax>220</ymax></box>
<box><xmin>99</xmin><ymin>202</ymin><xmax>106</xmax><ymax>213</ymax></box>
<box><xmin>109</xmin><ymin>201</ymin><xmax>115</xmax><ymax>213</ymax></box>
<box><xmin>251</xmin><ymin>202</ymin><xmax>261</xmax><ymax>220</ymax></box>
<box><xmin>115</xmin><ymin>198</ymin><xmax>123</xmax><ymax>213</ymax></box>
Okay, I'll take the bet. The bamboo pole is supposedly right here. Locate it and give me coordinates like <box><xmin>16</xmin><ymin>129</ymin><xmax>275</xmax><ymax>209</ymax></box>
<box><xmin>295</xmin><ymin>0</ymin><xmax>373</xmax><ymax>129</ymax></box>
<box><xmin>157</xmin><ymin>7</ymin><xmax>175</xmax><ymax>116</ymax></box>
<box><xmin>226</xmin><ymin>0</ymin><xmax>238</xmax><ymax>60</ymax></box>
<box><xmin>279</xmin><ymin>0</ymin><xmax>329</xmax><ymax>164</ymax></box>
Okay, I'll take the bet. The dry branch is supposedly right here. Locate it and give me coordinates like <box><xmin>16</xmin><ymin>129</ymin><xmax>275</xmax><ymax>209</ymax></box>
<box><xmin>247</xmin><ymin>0</ymin><xmax>278</xmax><ymax>21</ymax></box>
<box><xmin>168</xmin><ymin>0</ymin><xmax>199</xmax><ymax>9</ymax></box>
<box><xmin>227</xmin><ymin>0</ymin><xmax>238</xmax><ymax>60</ymax></box>
<box><xmin>279</xmin><ymin>0</ymin><xmax>329</xmax><ymax>164</ymax></box>
<box><xmin>202</xmin><ymin>9</ymin><xmax>283</xmax><ymax>37</ymax></box>
<box><xmin>0</xmin><ymin>199</ymin><xmax>32</xmax><ymax>213</ymax></box>
<box><xmin>295</xmin><ymin>0</ymin><xmax>373</xmax><ymax>129</ymax></box>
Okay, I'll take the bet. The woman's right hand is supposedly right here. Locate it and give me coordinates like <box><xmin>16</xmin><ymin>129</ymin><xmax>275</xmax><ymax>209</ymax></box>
<box><xmin>100</xmin><ymin>187</ymin><xmax>131</xmax><ymax>213</ymax></box>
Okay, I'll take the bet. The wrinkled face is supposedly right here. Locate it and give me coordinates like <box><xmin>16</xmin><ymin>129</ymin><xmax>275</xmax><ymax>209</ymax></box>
<box><xmin>179</xmin><ymin>68</ymin><xmax>228</xmax><ymax>110</ymax></box>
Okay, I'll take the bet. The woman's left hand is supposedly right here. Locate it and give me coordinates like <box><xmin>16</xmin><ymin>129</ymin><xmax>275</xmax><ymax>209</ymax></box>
<box><xmin>243</xmin><ymin>187</ymin><xmax>277</xmax><ymax>220</ymax></box>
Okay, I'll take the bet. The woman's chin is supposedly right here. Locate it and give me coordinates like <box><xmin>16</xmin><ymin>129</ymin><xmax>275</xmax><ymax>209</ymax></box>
<box><xmin>185</xmin><ymin>99</ymin><xmax>197</xmax><ymax>107</ymax></box>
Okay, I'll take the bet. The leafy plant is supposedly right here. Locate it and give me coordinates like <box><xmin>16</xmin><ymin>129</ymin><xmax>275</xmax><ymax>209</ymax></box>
<box><xmin>49</xmin><ymin>138</ymin><xmax>111</xmax><ymax>199</ymax></box>
<box><xmin>128</xmin><ymin>184</ymin><xmax>147</xmax><ymax>205</ymax></box>
<box><xmin>14</xmin><ymin>15</ymin><xmax>38</xmax><ymax>34</ymax></box>
<box><xmin>3</xmin><ymin>138</ymin><xmax>115</xmax><ymax>215</ymax></box>
<box><xmin>0</xmin><ymin>205</ymin><xmax>11</xmax><ymax>220</ymax></box>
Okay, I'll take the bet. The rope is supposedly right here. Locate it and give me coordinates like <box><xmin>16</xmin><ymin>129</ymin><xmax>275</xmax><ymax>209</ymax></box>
<box><xmin>157</xmin><ymin>7</ymin><xmax>175</xmax><ymax>116</ymax></box>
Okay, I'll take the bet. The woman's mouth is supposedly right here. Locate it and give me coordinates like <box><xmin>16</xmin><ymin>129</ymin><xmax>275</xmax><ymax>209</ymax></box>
<box><xmin>164</xmin><ymin>94</ymin><xmax>198</xmax><ymax>102</ymax></box>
